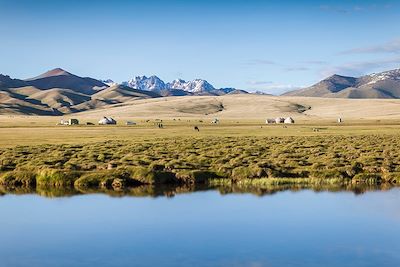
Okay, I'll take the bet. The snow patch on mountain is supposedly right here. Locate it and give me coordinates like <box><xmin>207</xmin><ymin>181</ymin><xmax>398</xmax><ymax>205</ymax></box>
<box><xmin>101</xmin><ymin>79</ymin><xmax>118</xmax><ymax>86</ymax></box>
<box><xmin>167</xmin><ymin>79</ymin><xmax>215</xmax><ymax>92</ymax></box>
<box><xmin>364</xmin><ymin>69</ymin><xmax>400</xmax><ymax>85</ymax></box>
<box><xmin>123</xmin><ymin>75</ymin><xmax>216</xmax><ymax>92</ymax></box>
<box><xmin>122</xmin><ymin>76</ymin><xmax>166</xmax><ymax>91</ymax></box>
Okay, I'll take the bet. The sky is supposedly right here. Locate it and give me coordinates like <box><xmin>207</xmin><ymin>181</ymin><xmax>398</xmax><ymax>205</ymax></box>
<box><xmin>0</xmin><ymin>0</ymin><xmax>399</xmax><ymax>94</ymax></box>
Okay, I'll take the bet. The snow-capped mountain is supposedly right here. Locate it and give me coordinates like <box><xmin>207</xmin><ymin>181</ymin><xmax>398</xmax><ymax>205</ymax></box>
<box><xmin>123</xmin><ymin>75</ymin><xmax>215</xmax><ymax>93</ymax></box>
<box><xmin>284</xmin><ymin>68</ymin><xmax>400</xmax><ymax>98</ymax></box>
<box><xmin>166</xmin><ymin>79</ymin><xmax>186</xmax><ymax>90</ymax></box>
<box><xmin>122</xmin><ymin>75</ymin><xmax>166</xmax><ymax>91</ymax></box>
<box><xmin>360</xmin><ymin>69</ymin><xmax>400</xmax><ymax>86</ymax></box>
<box><xmin>101</xmin><ymin>79</ymin><xmax>118</xmax><ymax>87</ymax></box>
<box><xmin>167</xmin><ymin>79</ymin><xmax>215</xmax><ymax>92</ymax></box>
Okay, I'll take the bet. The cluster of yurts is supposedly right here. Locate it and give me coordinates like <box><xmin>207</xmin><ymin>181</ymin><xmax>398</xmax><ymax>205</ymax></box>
<box><xmin>58</xmin><ymin>117</ymin><xmax>119</xmax><ymax>126</ymax></box>
<box><xmin>266</xmin><ymin>117</ymin><xmax>295</xmax><ymax>124</ymax></box>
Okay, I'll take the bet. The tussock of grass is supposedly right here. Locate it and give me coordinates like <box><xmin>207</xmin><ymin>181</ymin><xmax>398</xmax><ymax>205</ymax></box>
<box><xmin>36</xmin><ymin>169</ymin><xmax>81</xmax><ymax>187</ymax></box>
<box><xmin>0</xmin><ymin>134</ymin><xmax>399</xmax><ymax>192</ymax></box>
<box><xmin>0</xmin><ymin>171</ymin><xmax>36</xmax><ymax>187</ymax></box>
<box><xmin>175</xmin><ymin>170</ymin><xmax>220</xmax><ymax>184</ymax></box>
<box><xmin>129</xmin><ymin>167</ymin><xmax>177</xmax><ymax>185</ymax></box>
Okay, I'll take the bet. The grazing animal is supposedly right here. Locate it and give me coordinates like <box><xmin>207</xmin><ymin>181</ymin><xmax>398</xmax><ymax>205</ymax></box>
<box><xmin>194</xmin><ymin>126</ymin><xmax>200</xmax><ymax>131</ymax></box>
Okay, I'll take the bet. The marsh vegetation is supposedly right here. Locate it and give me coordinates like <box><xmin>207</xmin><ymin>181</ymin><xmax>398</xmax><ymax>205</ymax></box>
<box><xmin>1</xmin><ymin>134</ymin><xmax>399</xmax><ymax>193</ymax></box>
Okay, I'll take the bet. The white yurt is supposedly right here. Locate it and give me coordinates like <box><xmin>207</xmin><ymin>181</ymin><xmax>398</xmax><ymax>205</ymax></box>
<box><xmin>284</xmin><ymin>117</ymin><xmax>294</xmax><ymax>124</ymax></box>
<box><xmin>98</xmin><ymin>117</ymin><xmax>117</xmax><ymax>125</ymax></box>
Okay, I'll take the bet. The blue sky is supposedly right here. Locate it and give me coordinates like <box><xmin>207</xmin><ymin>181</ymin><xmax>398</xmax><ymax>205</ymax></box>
<box><xmin>0</xmin><ymin>0</ymin><xmax>399</xmax><ymax>94</ymax></box>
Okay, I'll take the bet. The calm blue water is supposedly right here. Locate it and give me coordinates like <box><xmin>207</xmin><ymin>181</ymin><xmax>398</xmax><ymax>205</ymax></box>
<box><xmin>0</xmin><ymin>189</ymin><xmax>399</xmax><ymax>267</ymax></box>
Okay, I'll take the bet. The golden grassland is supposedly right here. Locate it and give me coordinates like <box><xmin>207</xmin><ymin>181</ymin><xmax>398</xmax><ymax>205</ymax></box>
<box><xmin>0</xmin><ymin>95</ymin><xmax>400</xmax><ymax>197</ymax></box>
<box><xmin>72</xmin><ymin>94</ymin><xmax>400</xmax><ymax>120</ymax></box>
<box><xmin>0</xmin><ymin>115</ymin><xmax>400</xmax><ymax>146</ymax></box>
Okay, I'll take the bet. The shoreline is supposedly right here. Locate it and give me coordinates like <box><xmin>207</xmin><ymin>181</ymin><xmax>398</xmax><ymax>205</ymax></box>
<box><xmin>1</xmin><ymin>179</ymin><xmax>397</xmax><ymax>198</ymax></box>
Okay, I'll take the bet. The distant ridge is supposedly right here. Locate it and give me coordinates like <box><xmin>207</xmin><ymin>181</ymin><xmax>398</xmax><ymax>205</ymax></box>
<box><xmin>0</xmin><ymin>74</ymin><xmax>28</xmax><ymax>89</ymax></box>
<box><xmin>6</xmin><ymin>67</ymin><xmax>399</xmax><ymax>116</ymax></box>
<box><xmin>24</xmin><ymin>68</ymin><xmax>107</xmax><ymax>95</ymax></box>
<box><xmin>0</xmin><ymin>68</ymin><xmax>158</xmax><ymax>115</ymax></box>
<box><xmin>26</xmin><ymin>68</ymin><xmax>73</xmax><ymax>80</ymax></box>
<box><xmin>122</xmin><ymin>75</ymin><xmax>248</xmax><ymax>96</ymax></box>
<box><xmin>284</xmin><ymin>68</ymin><xmax>400</xmax><ymax>99</ymax></box>
<box><xmin>0</xmin><ymin>68</ymin><xmax>247</xmax><ymax>115</ymax></box>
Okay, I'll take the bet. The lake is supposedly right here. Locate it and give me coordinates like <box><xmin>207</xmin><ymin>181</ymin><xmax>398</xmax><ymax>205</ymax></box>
<box><xmin>0</xmin><ymin>188</ymin><xmax>399</xmax><ymax>267</ymax></box>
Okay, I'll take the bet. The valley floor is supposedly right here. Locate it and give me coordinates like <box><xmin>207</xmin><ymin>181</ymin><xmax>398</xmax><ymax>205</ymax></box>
<box><xmin>1</xmin><ymin>115</ymin><xmax>400</xmax><ymax>146</ymax></box>
<box><xmin>0</xmin><ymin>118</ymin><xmax>399</xmax><ymax>193</ymax></box>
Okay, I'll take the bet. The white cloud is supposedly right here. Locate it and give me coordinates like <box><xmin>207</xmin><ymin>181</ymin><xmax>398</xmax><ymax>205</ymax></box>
<box><xmin>245</xmin><ymin>59</ymin><xmax>276</xmax><ymax>65</ymax></box>
<box><xmin>248</xmin><ymin>83</ymin><xmax>303</xmax><ymax>95</ymax></box>
<box><xmin>320</xmin><ymin>3</ymin><xmax>392</xmax><ymax>14</ymax></box>
<box><xmin>319</xmin><ymin>57</ymin><xmax>400</xmax><ymax>77</ymax></box>
<box><xmin>284</xmin><ymin>66</ymin><xmax>309</xmax><ymax>72</ymax></box>
<box><xmin>302</xmin><ymin>60</ymin><xmax>328</xmax><ymax>65</ymax></box>
<box><xmin>341</xmin><ymin>39</ymin><xmax>400</xmax><ymax>54</ymax></box>
<box><xmin>247</xmin><ymin>80</ymin><xmax>273</xmax><ymax>85</ymax></box>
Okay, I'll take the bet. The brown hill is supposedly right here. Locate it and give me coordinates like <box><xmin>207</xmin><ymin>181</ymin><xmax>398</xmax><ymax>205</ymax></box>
<box><xmin>0</xmin><ymin>74</ymin><xmax>28</xmax><ymax>89</ymax></box>
<box><xmin>284</xmin><ymin>69</ymin><xmax>400</xmax><ymax>98</ymax></box>
<box><xmin>0</xmin><ymin>69</ymin><xmax>160</xmax><ymax>115</ymax></box>
<box><xmin>25</xmin><ymin>68</ymin><xmax>107</xmax><ymax>95</ymax></box>
<box><xmin>76</xmin><ymin>94</ymin><xmax>400</xmax><ymax>121</ymax></box>
<box><xmin>92</xmin><ymin>84</ymin><xmax>160</xmax><ymax>102</ymax></box>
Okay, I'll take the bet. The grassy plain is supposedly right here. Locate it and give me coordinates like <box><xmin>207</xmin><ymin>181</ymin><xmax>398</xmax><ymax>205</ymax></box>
<box><xmin>0</xmin><ymin>114</ymin><xmax>399</xmax><ymax>196</ymax></box>
<box><xmin>0</xmin><ymin>115</ymin><xmax>400</xmax><ymax>146</ymax></box>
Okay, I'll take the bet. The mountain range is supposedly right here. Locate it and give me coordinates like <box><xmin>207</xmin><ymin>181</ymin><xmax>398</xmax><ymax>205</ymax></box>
<box><xmin>0</xmin><ymin>68</ymin><xmax>246</xmax><ymax>115</ymax></box>
<box><xmin>284</xmin><ymin>69</ymin><xmax>400</xmax><ymax>98</ymax></box>
<box><xmin>1</xmin><ymin>67</ymin><xmax>400</xmax><ymax>115</ymax></box>
<box><xmin>121</xmin><ymin>75</ymin><xmax>247</xmax><ymax>96</ymax></box>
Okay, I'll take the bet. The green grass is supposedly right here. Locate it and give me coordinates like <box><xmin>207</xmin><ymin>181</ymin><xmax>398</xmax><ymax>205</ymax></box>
<box><xmin>0</xmin><ymin>120</ymin><xmax>399</xmax><ymax>195</ymax></box>
<box><xmin>0</xmin><ymin>133</ymin><xmax>399</xmax><ymax>193</ymax></box>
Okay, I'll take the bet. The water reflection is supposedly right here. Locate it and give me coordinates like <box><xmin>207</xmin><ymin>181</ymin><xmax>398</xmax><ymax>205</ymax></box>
<box><xmin>0</xmin><ymin>183</ymin><xmax>398</xmax><ymax>198</ymax></box>
<box><xmin>1</xmin><ymin>185</ymin><xmax>399</xmax><ymax>267</ymax></box>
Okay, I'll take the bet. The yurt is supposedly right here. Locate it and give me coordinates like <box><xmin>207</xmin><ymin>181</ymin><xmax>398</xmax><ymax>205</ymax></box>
<box><xmin>98</xmin><ymin>117</ymin><xmax>117</xmax><ymax>125</ymax></box>
<box><xmin>284</xmin><ymin>117</ymin><xmax>294</xmax><ymax>124</ymax></box>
